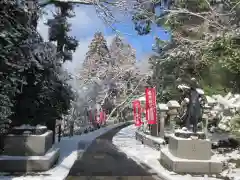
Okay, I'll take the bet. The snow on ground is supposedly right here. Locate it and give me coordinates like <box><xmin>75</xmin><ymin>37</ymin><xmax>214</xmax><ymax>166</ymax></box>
<box><xmin>113</xmin><ymin>125</ymin><xmax>240</xmax><ymax>180</ymax></box>
<box><xmin>0</xmin><ymin>123</ymin><xmax>125</xmax><ymax>180</ymax></box>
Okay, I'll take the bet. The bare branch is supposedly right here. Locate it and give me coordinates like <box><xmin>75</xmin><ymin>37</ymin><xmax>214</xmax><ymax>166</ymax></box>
<box><xmin>105</xmin><ymin>75</ymin><xmax>146</xmax><ymax>122</ymax></box>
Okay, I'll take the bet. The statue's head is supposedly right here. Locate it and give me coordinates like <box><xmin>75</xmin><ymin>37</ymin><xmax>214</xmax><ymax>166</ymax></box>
<box><xmin>189</xmin><ymin>77</ymin><xmax>198</xmax><ymax>88</ymax></box>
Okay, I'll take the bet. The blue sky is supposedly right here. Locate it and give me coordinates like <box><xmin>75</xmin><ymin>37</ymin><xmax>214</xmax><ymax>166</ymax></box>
<box><xmin>37</xmin><ymin>5</ymin><xmax>170</xmax><ymax>73</ymax></box>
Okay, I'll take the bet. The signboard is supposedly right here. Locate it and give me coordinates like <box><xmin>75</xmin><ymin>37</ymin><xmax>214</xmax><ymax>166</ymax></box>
<box><xmin>132</xmin><ymin>100</ymin><xmax>142</xmax><ymax>126</ymax></box>
<box><xmin>145</xmin><ymin>87</ymin><xmax>157</xmax><ymax>124</ymax></box>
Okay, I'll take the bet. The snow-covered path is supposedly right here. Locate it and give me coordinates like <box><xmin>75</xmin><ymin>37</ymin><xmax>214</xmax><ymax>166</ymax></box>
<box><xmin>67</xmin><ymin>126</ymin><xmax>161</xmax><ymax>179</ymax></box>
<box><xmin>112</xmin><ymin>125</ymin><xmax>222</xmax><ymax>180</ymax></box>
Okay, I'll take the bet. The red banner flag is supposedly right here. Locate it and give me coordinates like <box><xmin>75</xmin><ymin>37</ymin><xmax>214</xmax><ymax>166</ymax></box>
<box><xmin>132</xmin><ymin>100</ymin><xmax>142</xmax><ymax>126</ymax></box>
<box><xmin>145</xmin><ymin>87</ymin><xmax>157</xmax><ymax>124</ymax></box>
<box><xmin>95</xmin><ymin>109</ymin><xmax>100</xmax><ymax>124</ymax></box>
<box><xmin>99</xmin><ymin>111</ymin><xmax>104</xmax><ymax>124</ymax></box>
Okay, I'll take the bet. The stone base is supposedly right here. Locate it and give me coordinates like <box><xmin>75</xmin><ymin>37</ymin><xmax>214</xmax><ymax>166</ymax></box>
<box><xmin>0</xmin><ymin>147</ymin><xmax>59</xmax><ymax>172</ymax></box>
<box><xmin>160</xmin><ymin>148</ymin><xmax>223</xmax><ymax>174</ymax></box>
<box><xmin>4</xmin><ymin>130</ymin><xmax>53</xmax><ymax>156</ymax></box>
<box><xmin>169</xmin><ymin>134</ymin><xmax>211</xmax><ymax>160</ymax></box>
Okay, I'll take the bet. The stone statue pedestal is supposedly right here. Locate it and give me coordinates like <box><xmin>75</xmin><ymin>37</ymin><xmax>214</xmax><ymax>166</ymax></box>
<box><xmin>0</xmin><ymin>130</ymin><xmax>59</xmax><ymax>172</ymax></box>
<box><xmin>3</xmin><ymin>131</ymin><xmax>53</xmax><ymax>156</ymax></box>
<box><xmin>160</xmin><ymin>133</ymin><xmax>223</xmax><ymax>174</ymax></box>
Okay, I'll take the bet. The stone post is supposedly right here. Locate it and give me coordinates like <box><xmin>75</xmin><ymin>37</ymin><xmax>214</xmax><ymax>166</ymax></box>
<box><xmin>203</xmin><ymin>104</ymin><xmax>211</xmax><ymax>139</ymax></box>
<box><xmin>167</xmin><ymin>100</ymin><xmax>180</xmax><ymax>133</ymax></box>
<box><xmin>150</xmin><ymin>123</ymin><xmax>158</xmax><ymax>136</ymax></box>
<box><xmin>69</xmin><ymin>120</ymin><xmax>74</xmax><ymax>137</ymax></box>
<box><xmin>205</xmin><ymin>97</ymin><xmax>216</xmax><ymax>138</ymax></box>
<box><xmin>150</xmin><ymin>107</ymin><xmax>158</xmax><ymax>136</ymax></box>
<box><xmin>158</xmin><ymin>103</ymin><xmax>168</xmax><ymax>138</ymax></box>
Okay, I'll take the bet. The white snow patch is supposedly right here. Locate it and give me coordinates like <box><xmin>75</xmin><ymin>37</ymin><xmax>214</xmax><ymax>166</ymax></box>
<box><xmin>13</xmin><ymin>124</ymin><xmax>47</xmax><ymax>129</ymax></box>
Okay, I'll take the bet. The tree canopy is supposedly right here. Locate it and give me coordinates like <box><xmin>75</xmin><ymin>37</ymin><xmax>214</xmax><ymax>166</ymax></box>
<box><xmin>0</xmin><ymin>0</ymin><xmax>74</xmax><ymax>128</ymax></box>
<box><xmin>132</xmin><ymin>0</ymin><xmax>240</xmax><ymax>101</ymax></box>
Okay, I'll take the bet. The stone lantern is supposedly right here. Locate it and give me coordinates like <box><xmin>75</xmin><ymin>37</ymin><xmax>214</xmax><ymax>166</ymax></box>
<box><xmin>167</xmin><ymin>100</ymin><xmax>180</xmax><ymax>132</ymax></box>
<box><xmin>158</xmin><ymin>103</ymin><xmax>168</xmax><ymax>138</ymax></box>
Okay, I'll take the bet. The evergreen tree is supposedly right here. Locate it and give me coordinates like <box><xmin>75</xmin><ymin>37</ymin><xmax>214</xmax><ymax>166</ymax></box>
<box><xmin>109</xmin><ymin>36</ymin><xmax>138</xmax><ymax>94</ymax></box>
<box><xmin>47</xmin><ymin>2</ymin><xmax>78</xmax><ymax>62</ymax></box>
<box><xmin>133</xmin><ymin>0</ymin><xmax>240</xmax><ymax>100</ymax></box>
<box><xmin>82</xmin><ymin>32</ymin><xmax>111</xmax><ymax>80</ymax></box>
<box><xmin>0</xmin><ymin>1</ymin><xmax>73</xmax><ymax>144</ymax></box>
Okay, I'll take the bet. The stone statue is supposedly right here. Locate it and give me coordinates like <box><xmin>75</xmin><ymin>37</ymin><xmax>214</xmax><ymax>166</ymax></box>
<box><xmin>179</xmin><ymin>78</ymin><xmax>206</xmax><ymax>133</ymax></box>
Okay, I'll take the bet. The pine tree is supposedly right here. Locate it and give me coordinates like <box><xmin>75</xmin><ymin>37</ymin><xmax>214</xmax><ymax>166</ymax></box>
<box><xmin>82</xmin><ymin>32</ymin><xmax>111</xmax><ymax>80</ymax></box>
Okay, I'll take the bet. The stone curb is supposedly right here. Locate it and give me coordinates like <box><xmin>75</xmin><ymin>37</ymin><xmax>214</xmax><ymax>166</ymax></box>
<box><xmin>129</xmin><ymin>153</ymin><xmax>172</xmax><ymax>180</ymax></box>
<box><xmin>135</xmin><ymin>130</ymin><xmax>165</xmax><ymax>151</ymax></box>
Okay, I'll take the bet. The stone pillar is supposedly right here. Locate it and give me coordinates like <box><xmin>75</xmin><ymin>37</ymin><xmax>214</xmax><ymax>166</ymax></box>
<box><xmin>150</xmin><ymin>123</ymin><xmax>158</xmax><ymax>136</ymax></box>
<box><xmin>150</xmin><ymin>108</ymin><xmax>158</xmax><ymax>136</ymax></box>
<box><xmin>158</xmin><ymin>104</ymin><xmax>168</xmax><ymax>138</ymax></box>
<box><xmin>203</xmin><ymin>104</ymin><xmax>211</xmax><ymax>139</ymax></box>
<box><xmin>167</xmin><ymin>100</ymin><xmax>180</xmax><ymax>133</ymax></box>
<box><xmin>69</xmin><ymin>120</ymin><xmax>74</xmax><ymax>137</ymax></box>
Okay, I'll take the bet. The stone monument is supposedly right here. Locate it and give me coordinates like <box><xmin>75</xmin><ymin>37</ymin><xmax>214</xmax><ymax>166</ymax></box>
<box><xmin>0</xmin><ymin>125</ymin><xmax>59</xmax><ymax>172</ymax></box>
<box><xmin>158</xmin><ymin>103</ymin><xmax>168</xmax><ymax>138</ymax></box>
<box><xmin>160</xmin><ymin>130</ymin><xmax>223</xmax><ymax>174</ymax></box>
<box><xmin>160</xmin><ymin>78</ymin><xmax>223</xmax><ymax>174</ymax></box>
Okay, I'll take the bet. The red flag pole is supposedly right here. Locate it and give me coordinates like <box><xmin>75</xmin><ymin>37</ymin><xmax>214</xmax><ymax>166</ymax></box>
<box><xmin>145</xmin><ymin>87</ymin><xmax>157</xmax><ymax>125</ymax></box>
<box><xmin>132</xmin><ymin>100</ymin><xmax>142</xmax><ymax>126</ymax></box>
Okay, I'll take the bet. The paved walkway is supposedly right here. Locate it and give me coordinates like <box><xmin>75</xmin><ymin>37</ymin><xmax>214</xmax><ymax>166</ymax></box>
<box><xmin>66</xmin><ymin>126</ymin><xmax>162</xmax><ymax>180</ymax></box>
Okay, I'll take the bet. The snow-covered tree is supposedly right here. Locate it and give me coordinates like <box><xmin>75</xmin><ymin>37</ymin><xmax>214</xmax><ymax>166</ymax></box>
<box><xmin>110</xmin><ymin>36</ymin><xmax>136</xmax><ymax>66</ymax></box>
<box><xmin>132</xmin><ymin>0</ymin><xmax>240</xmax><ymax>101</ymax></box>
<box><xmin>47</xmin><ymin>2</ymin><xmax>78</xmax><ymax>62</ymax></box>
<box><xmin>75</xmin><ymin>33</ymin><xmax>149</xmax><ymax>120</ymax></box>
<box><xmin>0</xmin><ymin>1</ymin><xmax>74</xmax><ymax>144</ymax></box>
<box><xmin>82</xmin><ymin>32</ymin><xmax>111</xmax><ymax>81</ymax></box>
